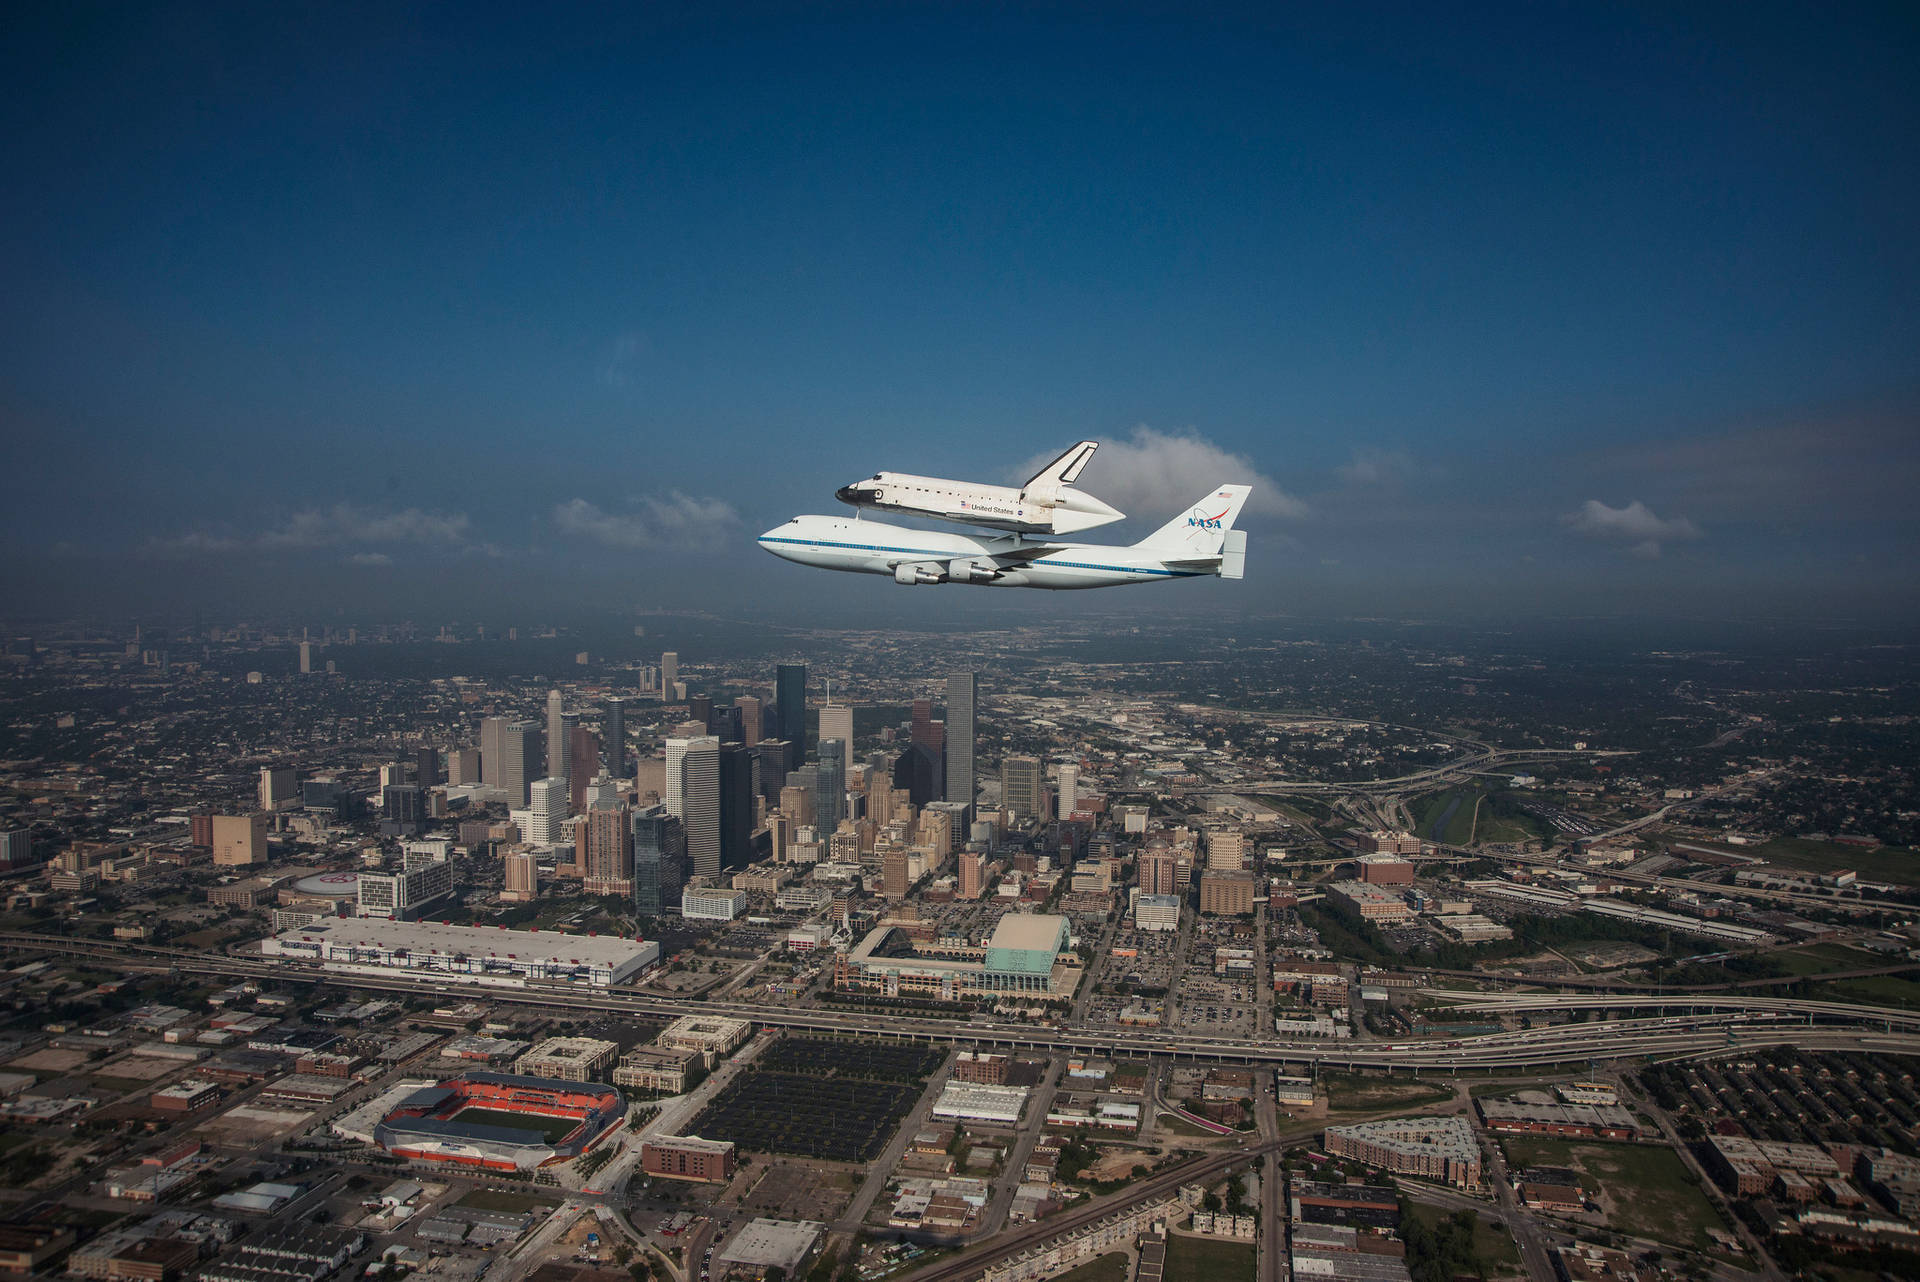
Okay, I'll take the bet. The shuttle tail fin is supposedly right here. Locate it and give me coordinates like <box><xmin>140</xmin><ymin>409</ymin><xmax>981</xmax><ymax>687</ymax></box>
<box><xmin>1025</xmin><ymin>440</ymin><xmax>1100</xmax><ymax>488</ymax></box>
<box><xmin>1135</xmin><ymin>484</ymin><xmax>1252</xmax><ymax>557</ymax></box>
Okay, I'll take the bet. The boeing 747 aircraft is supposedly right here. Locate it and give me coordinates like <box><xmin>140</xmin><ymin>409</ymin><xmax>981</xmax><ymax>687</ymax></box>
<box><xmin>761</xmin><ymin>484</ymin><xmax>1250</xmax><ymax>590</ymax></box>
<box><xmin>834</xmin><ymin>440</ymin><xmax>1124</xmax><ymax>535</ymax></box>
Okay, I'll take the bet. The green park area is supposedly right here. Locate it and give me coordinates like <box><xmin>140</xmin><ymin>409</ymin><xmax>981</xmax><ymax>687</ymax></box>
<box><xmin>1679</xmin><ymin>836</ymin><xmax>1916</xmax><ymax>887</ymax></box>
<box><xmin>1497</xmin><ymin>1138</ymin><xmax>1734</xmax><ymax>1256</ymax></box>
<box><xmin>1166</xmin><ymin>1235</ymin><xmax>1255</xmax><ymax>1282</ymax></box>
<box><xmin>1412</xmin><ymin>788</ymin><xmax>1549</xmax><ymax>846</ymax></box>
<box><xmin>1052</xmin><ymin>1253</ymin><xmax>1130</xmax><ymax>1282</ymax></box>
<box><xmin>1405</xmin><ymin>1202</ymin><xmax>1521</xmax><ymax>1277</ymax></box>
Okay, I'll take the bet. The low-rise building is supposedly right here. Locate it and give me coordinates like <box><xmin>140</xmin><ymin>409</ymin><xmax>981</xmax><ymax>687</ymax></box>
<box><xmin>1324</xmin><ymin>1116</ymin><xmax>1480</xmax><ymax>1189</ymax></box>
<box><xmin>514</xmin><ymin>1037</ymin><xmax>619</xmax><ymax>1083</ymax></box>
<box><xmin>640</xmin><ymin>1136</ymin><xmax>736</xmax><ymax>1183</ymax></box>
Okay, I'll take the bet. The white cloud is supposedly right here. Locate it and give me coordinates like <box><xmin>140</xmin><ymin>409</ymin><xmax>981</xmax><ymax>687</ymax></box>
<box><xmin>599</xmin><ymin>331</ymin><xmax>651</xmax><ymax>388</ymax></box>
<box><xmin>1017</xmin><ymin>426</ymin><xmax>1307</xmax><ymax>519</ymax></box>
<box><xmin>256</xmin><ymin>504</ymin><xmax>471</xmax><ymax>549</ymax></box>
<box><xmin>348</xmin><ymin>552</ymin><xmax>394</xmax><ymax>567</ymax></box>
<box><xmin>140</xmin><ymin>503</ymin><xmax>474</xmax><ymax>559</ymax></box>
<box><xmin>1337</xmin><ymin>448</ymin><xmax>1415</xmax><ymax>487</ymax></box>
<box><xmin>1563</xmin><ymin>499</ymin><xmax>1702</xmax><ymax>558</ymax></box>
<box><xmin>553</xmin><ymin>493</ymin><xmax>741</xmax><ymax>549</ymax></box>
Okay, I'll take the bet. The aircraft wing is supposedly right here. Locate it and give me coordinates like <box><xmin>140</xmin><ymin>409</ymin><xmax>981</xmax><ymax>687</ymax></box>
<box><xmin>1024</xmin><ymin>440</ymin><xmax>1099</xmax><ymax>488</ymax></box>
<box><xmin>981</xmin><ymin>542</ymin><xmax>1067</xmax><ymax>565</ymax></box>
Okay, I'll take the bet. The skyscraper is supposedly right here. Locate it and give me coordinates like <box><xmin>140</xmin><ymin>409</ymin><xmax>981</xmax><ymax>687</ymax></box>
<box><xmin>946</xmin><ymin>672</ymin><xmax>976</xmax><ymax>818</ymax></box>
<box><xmin>892</xmin><ymin>743</ymin><xmax>941</xmax><ymax>807</ymax></box>
<box><xmin>1057</xmin><ymin>763</ymin><xmax>1079</xmax><ymax>819</ymax></box>
<box><xmin>1001</xmin><ymin>755</ymin><xmax>1044</xmax><ymax>821</ymax></box>
<box><xmin>567</xmin><ymin>720</ymin><xmax>594</xmax><ymax>810</ymax></box>
<box><xmin>680</xmin><ymin>737</ymin><xmax>722</xmax><ymax>881</ymax></box>
<box><xmin>737</xmin><ymin>696</ymin><xmax>762</xmax><ymax>746</ymax></box>
<box><xmin>664</xmin><ymin>736</ymin><xmax>694</xmax><ymax>819</ymax></box>
<box><xmin>776</xmin><ymin>664</ymin><xmax>807</xmax><ymax>754</ymax></box>
<box><xmin>814</xmin><ymin>739</ymin><xmax>846</xmax><ymax>835</ymax></box>
<box><xmin>604</xmin><ymin>697</ymin><xmax>626</xmax><ymax>779</ymax></box>
<box><xmin>753</xmin><ymin>740</ymin><xmax>792</xmax><ymax>804</ymax></box>
<box><xmin>299</xmin><ymin>641</ymin><xmax>313</xmax><ymax>674</ymax></box>
<box><xmin>632</xmin><ymin>812</ymin><xmax>682</xmax><ymax>914</ymax></box>
<box><xmin>660</xmin><ymin>651</ymin><xmax>678</xmax><ymax>701</ymax></box>
<box><xmin>819</xmin><ymin>704</ymin><xmax>854</xmax><ymax>778</ymax></box>
<box><xmin>584</xmin><ymin>803</ymin><xmax>634</xmax><ymax>896</ymax></box>
<box><xmin>524</xmin><ymin>776</ymin><xmax>568</xmax><ymax>845</ymax></box>
<box><xmin>499</xmin><ymin>721</ymin><xmax>537</xmax><ymax>802</ymax></box>
<box><xmin>958</xmin><ymin>850</ymin><xmax>986</xmax><ymax>899</ymax></box>
<box><xmin>546</xmin><ymin>689</ymin><xmax>569</xmax><ymax>781</ymax></box>
<box><xmin>718</xmin><ymin>743</ymin><xmax>754</xmax><ymax>873</ymax></box>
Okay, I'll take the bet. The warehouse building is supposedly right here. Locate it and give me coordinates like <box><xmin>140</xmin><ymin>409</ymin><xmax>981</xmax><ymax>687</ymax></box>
<box><xmin>264</xmin><ymin>918</ymin><xmax>658</xmax><ymax>987</ymax></box>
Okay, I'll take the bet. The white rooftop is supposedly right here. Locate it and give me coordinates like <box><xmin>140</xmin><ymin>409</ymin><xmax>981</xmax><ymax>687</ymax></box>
<box><xmin>271</xmin><ymin>917</ymin><xmax>655</xmax><ymax>968</ymax></box>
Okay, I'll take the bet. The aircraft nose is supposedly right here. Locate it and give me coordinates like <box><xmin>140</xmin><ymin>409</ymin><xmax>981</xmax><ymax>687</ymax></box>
<box><xmin>835</xmin><ymin>484</ymin><xmax>862</xmax><ymax>505</ymax></box>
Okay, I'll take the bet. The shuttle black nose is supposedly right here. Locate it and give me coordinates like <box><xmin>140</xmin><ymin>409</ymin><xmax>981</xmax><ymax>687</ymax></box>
<box><xmin>835</xmin><ymin>484</ymin><xmax>861</xmax><ymax>504</ymax></box>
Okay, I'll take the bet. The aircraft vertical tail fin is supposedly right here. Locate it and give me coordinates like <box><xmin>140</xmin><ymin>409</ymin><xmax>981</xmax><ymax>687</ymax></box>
<box><xmin>1136</xmin><ymin>484</ymin><xmax>1252</xmax><ymax>556</ymax></box>
<box><xmin>1024</xmin><ymin>441</ymin><xmax>1100</xmax><ymax>489</ymax></box>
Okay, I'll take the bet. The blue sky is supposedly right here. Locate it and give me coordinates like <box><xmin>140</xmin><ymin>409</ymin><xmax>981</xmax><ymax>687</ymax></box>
<box><xmin>2</xmin><ymin>2</ymin><xmax>1915</xmax><ymax>624</ymax></box>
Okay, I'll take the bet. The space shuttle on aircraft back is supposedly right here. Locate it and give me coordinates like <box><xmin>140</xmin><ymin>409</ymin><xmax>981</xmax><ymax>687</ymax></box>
<box><xmin>835</xmin><ymin>440</ymin><xmax>1124</xmax><ymax>535</ymax></box>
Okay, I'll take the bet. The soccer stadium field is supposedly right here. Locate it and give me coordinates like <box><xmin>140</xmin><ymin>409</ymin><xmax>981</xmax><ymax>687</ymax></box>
<box><xmin>451</xmin><ymin>1107</ymin><xmax>580</xmax><ymax>1146</ymax></box>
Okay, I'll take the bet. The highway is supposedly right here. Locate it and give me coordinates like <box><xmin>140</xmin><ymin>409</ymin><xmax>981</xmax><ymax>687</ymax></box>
<box><xmin>9</xmin><ymin>931</ymin><xmax>1920</xmax><ymax>1072</ymax></box>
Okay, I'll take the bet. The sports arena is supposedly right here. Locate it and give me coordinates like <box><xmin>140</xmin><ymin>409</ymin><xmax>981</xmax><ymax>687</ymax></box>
<box><xmin>372</xmin><ymin>1072</ymin><xmax>626</xmax><ymax>1171</ymax></box>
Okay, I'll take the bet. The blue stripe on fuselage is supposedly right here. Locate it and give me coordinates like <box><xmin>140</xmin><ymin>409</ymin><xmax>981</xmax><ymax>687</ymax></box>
<box><xmin>757</xmin><ymin>535</ymin><xmax>1204</xmax><ymax>578</ymax></box>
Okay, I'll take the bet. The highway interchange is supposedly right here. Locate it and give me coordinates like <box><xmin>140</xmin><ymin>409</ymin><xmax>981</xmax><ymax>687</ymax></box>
<box><xmin>9</xmin><ymin>931</ymin><xmax>1920</xmax><ymax>1073</ymax></box>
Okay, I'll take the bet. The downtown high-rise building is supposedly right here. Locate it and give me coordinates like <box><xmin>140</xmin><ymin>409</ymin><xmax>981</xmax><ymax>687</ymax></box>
<box><xmin>945</xmin><ymin>671</ymin><xmax>976</xmax><ymax>817</ymax></box>
<box><xmin>1001</xmin><ymin>755</ymin><xmax>1044</xmax><ymax>821</ymax></box>
<box><xmin>776</xmin><ymin>663</ymin><xmax>807</xmax><ymax>754</ymax></box>
<box><xmin>546</xmin><ymin>689</ymin><xmax>569</xmax><ymax>781</ymax></box>
<box><xmin>501</xmin><ymin>849</ymin><xmax>539</xmax><ymax>903</ymax></box>
<box><xmin>736</xmin><ymin>696</ymin><xmax>763</xmax><ymax>746</ymax></box>
<box><xmin>1057</xmin><ymin>762</ymin><xmax>1079</xmax><ymax>819</ymax></box>
<box><xmin>660</xmin><ymin>651</ymin><xmax>678</xmax><ymax>701</ymax></box>
<box><xmin>604</xmin><ymin>697</ymin><xmax>626</xmax><ymax>779</ymax></box>
<box><xmin>718</xmin><ymin>743</ymin><xmax>755</xmax><ymax>873</ymax></box>
<box><xmin>958</xmin><ymin>849</ymin><xmax>986</xmax><ymax>900</ymax></box>
<box><xmin>631</xmin><ymin>811</ymin><xmax>683</xmax><ymax>914</ymax></box>
<box><xmin>680</xmin><ymin>737</ymin><xmax>722</xmax><ymax>881</ymax></box>
<box><xmin>819</xmin><ymin>704</ymin><xmax>854</xmax><ymax>779</ymax></box>
<box><xmin>813</xmin><ymin>739</ymin><xmax>846</xmax><ymax>835</ymax></box>
<box><xmin>663</xmin><ymin>736</ymin><xmax>695</xmax><ymax>819</ymax></box>
<box><xmin>583</xmin><ymin>803</ymin><xmax>634</xmax><ymax>896</ymax></box>
<box><xmin>482</xmin><ymin>717</ymin><xmax>542</xmax><ymax>807</ymax></box>
<box><xmin>523</xmin><ymin>776</ymin><xmax>569</xmax><ymax>845</ymax></box>
<box><xmin>753</xmin><ymin>740</ymin><xmax>793</xmax><ymax>804</ymax></box>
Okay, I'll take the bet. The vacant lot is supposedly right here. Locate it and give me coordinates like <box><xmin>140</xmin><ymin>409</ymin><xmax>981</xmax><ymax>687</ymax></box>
<box><xmin>1322</xmin><ymin>1071</ymin><xmax>1454</xmax><ymax>1113</ymax></box>
<box><xmin>1497</xmin><ymin>1137</ymin><xmax>1731</xmax><ymax>1254</ymax></box>
<box><xmin>1166</xmin><ymin>1235</ymin><xmax>1254</xmax><ymax>1282</ymax></box>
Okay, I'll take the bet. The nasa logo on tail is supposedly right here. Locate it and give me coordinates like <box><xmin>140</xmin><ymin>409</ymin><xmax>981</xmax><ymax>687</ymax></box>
<box><xmin>1187</xmin><ymin>491</ymin><xmax>1235</xmax><ymax>530</ymax></box>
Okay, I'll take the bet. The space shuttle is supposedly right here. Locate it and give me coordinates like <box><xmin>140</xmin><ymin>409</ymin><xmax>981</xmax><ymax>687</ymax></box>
<box><xmin>834</xmin><ymin>440</ymin><xmax>1125</xmax><ymax>535</ymax></box>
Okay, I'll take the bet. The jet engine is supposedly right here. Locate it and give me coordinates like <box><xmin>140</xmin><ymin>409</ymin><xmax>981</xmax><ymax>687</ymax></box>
<box><xmin>946</xmin><ymin>558</ymin><xmax>1002</xmax><ymax>583</ymax></box>
<box><xmin>893</xmin><ymin>563</ymin><xmax>944</xmax><ymax>585</ymax></box>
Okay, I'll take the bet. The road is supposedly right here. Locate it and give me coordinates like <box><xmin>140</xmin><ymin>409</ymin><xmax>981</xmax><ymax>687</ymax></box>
<box><xmin>1253</xmin><ymin>1081</ymin><xmax>1285</xmax><ymax>1282</ymax></box>
<box><xmin>8</xmin><ymin>933</ymin><xmax>1920</xmax><ymax>1073</ymax></box>
<box><xmin>834</xmin><ymin>1048</ymin><xmax>957</xmax><ymax>1236</ymax></box>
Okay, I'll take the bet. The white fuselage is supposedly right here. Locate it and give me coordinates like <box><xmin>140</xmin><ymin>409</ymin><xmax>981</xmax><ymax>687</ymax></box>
<box><xmin>835</xmin><ymin>472</ymin><xmax>1123</xmax><ymax>535</ymax></box>
<box><xmin>758</xmin><ymin>515</ymin><xmax>1214</xmax><ymax>590</ymax></box>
